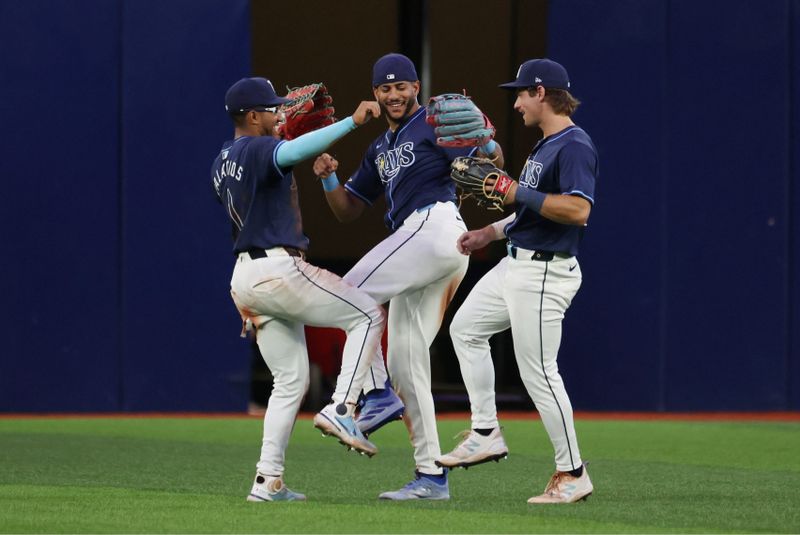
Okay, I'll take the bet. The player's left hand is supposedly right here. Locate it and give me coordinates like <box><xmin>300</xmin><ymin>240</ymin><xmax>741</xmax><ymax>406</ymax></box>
<box><xmin>277</xmin><ymin>83</ymin><xmax>336</xmax><ymax>140</ymax></box>
<box><xmin>426</xmin><ymin>93</ymin><xmax>495</xmax><ymax>147</ymax></box>
<box><xmin>484</xmin><ymin>174</ymin><xmax>517</xmax><ymax>204</ymax></box>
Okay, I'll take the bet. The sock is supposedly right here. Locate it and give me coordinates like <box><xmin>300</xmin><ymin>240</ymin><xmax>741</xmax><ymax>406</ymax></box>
<box><xmin>568</xmin><ymin>465</ymin><xmax>584</xmax><ymax>478</ymax></box>
<box><xmin>473</xmin><ymin>428</ymin><xmax>494</xmax><ymax>436</ymax></box>
<box><xmin>419</xmin><ymin>470</ymin><xmax>447</xmax><ymax>483</ymax></box>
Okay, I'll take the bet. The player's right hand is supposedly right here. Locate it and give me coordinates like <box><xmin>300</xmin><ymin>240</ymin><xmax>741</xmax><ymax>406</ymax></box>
<box><xmin>314</xmin><ymin>153</ymin><xmax>338</xmax><ymax>179</ymax></box>
<box><xmin>456</xmin><ymin>226</ymin><xmax>494</xmax><ymax>255</ymax></box>
<box><xmin>352</xmin><ymin>101</ymin><xmax>381</xmax><ymax>126</ymax></box>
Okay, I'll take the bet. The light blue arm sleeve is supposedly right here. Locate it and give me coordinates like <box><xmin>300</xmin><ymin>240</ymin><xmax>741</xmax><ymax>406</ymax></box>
<box><xmin>275</xmin><ymin>117</ymin><xmax>357</xmax><ymax>168</ymax></box>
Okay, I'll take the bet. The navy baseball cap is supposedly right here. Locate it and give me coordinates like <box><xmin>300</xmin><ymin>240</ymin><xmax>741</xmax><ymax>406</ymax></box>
<box><xmin>372</xmin><ymin>53</ymin><xmax>418</xmax><ymax>86</ymax></box>
<box><xmin>224</xmin><ymin>77</ymin><xmax>290</xmax><ymax>113</ymax></box>
<box><xmin>499</xmin><ymin>59</ymin><xmax>571</xmax><ymax>90</ymax></box>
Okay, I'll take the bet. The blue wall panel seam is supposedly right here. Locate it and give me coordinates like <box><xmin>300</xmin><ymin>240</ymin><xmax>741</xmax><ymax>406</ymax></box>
<box><xmin>117</xmin><ymin>0</ymin><xmax>126</xmax><ymax>411</ymax></box>
<box><xmin>658</xmin><ymin>0</ymin><xmax>671</xmax><ymax>411</ymax></box>
<box><xmin>787</xmin><ymin>0</ymin><xmax>796</xmax><ymax>408</ymax></box>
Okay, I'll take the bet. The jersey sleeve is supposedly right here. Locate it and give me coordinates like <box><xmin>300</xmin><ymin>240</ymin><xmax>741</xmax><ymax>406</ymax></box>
<box><xmin>344</xmin><ymin>143</ymin><xmax>383</xmax><ymax>205</ymax></box>
<box><xmin>251</xmin><ymin>137</ymin><xmax>290</xmax><ymax>183</ymax></box>
<box><xmin>557</xmin><ymin>141</ymin><xmax>597</xmax><ymax>205</ymax></box>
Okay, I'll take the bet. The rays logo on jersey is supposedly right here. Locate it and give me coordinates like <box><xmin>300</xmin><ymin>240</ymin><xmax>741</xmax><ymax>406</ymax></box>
<box><xmin>375</xmin><ymin>142</ymin><xmax>415</xmax><ymax>183</ymax></box>
<box><xmin>519</xmin><ymin>159</ymin><xmax>543</xmax><ymax>188</ymax></box>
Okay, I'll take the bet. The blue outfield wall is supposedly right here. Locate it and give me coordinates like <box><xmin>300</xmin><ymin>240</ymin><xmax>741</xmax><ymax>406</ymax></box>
<box><xmin>549</xmin><ymin>0</ymin><xmax>799</xmax><ymax>410</ymax></box>
<box><xmin>0</xmin><ymin>0</ymin><xmax>251</xmax><ymax>412</ymax></box>
<box><xmin>1</xmin><ymin>0</ymin><xmax>797</xmax><ymax>412</ymax></box>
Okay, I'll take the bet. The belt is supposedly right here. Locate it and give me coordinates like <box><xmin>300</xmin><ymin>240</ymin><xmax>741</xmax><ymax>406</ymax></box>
<box><xmin>243</xmin><ymin>247</ymin><xmax>304</xmax><ymax>260</ymax></box>
<box><xmin>506</xmin><ymin>242</ymin><xmax>569</xmax><ymax>262</ymax></box>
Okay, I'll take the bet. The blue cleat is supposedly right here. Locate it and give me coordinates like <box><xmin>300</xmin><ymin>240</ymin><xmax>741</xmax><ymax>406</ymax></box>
<box><xmin>356</xmin><ymin>384</ymin><xmax>405</xmax><ymax>436</ymax></box>
<box><xmin>313</xmin><ymin>403</ymin><xmax>378</xmax><ymax>456</ymax></box>
<box><xmin>379</xmin><ymin>470</ymin><xmax>450</xmax><ymax>501</ymax></box>
<box><xmin>246</xmin><ymin>474</ymin><xmax>306</xmax><ymax>502</ymax></box>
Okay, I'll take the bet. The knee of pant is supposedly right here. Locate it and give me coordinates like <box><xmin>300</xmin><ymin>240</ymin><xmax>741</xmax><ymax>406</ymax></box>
<box><xmin>272</xmin><ymin>368</ymin><xmax>310</xmax><ymax>398</ymax></box>
<box><xmin>449</xmin><ymin>317</ymin><xmax>482</xmax><ymax>349</ymax></box>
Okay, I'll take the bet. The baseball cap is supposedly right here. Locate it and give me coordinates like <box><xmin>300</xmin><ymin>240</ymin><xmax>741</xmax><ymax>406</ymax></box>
<box><xmin>224</xmin><ymin>77</ymin><xmax>290</xmax><ymax>113</ymax></box>
<box><xmin>499</xmin><ymin>59</ymin><xmax>570</xmax><ymax>90</ymax></box>
<box><xmin>372</xmin><ymin>53</ymin><xmax>419</xmax><ymax>86</ymax></box>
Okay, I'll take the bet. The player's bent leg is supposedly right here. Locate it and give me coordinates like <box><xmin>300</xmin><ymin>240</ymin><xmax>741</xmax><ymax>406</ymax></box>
<box><xmin>254</xmin><ymin>318</ymin><xmax>310</xmax><ymax>479</ymax></box>
<box><xmin>448</xmin><ymin>259</ymin><xmax>510</xmax><ymax>432</ymax></box>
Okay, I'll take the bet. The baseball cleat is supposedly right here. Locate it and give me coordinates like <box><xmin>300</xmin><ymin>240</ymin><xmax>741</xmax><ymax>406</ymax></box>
<box><xmin>435</xmin><ymin>427</ymin><xmax>509</xmax><ymax>469</ymax></box>
<box><xmin>356</xmin><ymin>383</ymin><xmax>405</xmax><ymax>436</ymax></box>
<box><xmin>378</xmin><ymin>470</ymin><xmax>450</xmax><ymax>501</ymax></box>
<box><xmin>313</xmin><ymin>403</ymin><xmax>378</xmax><ymax>457</ymax></box>
<box><xmin>246</xmin><ymin>473</ymin><xmax>306</xmax><ymax>502</ymax></box>
<box><xmin>527</xmin><ymin>465</ymin><xmax>593</xmax><ymax>504</ymax></box>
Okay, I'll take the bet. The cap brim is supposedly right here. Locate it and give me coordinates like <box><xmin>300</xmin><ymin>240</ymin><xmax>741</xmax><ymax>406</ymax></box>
<box><xmin>498</xmin><ymin>80</ymin><xmax>530</xmax><ymax>89</ymax></box>
<box><xmin>268</xmin><ymin>96</ymin><xmax>292</xmax><ymax>106</ymax></box>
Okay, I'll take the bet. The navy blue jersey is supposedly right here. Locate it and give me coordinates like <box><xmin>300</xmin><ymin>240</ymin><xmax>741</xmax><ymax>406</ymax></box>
<box><xmin>505</xmin><ymin>125</ymin><xmax>598</xmax><ymax>256</ymax></box>
<box><xmin>211</xmin><ymin>136</ymin><xmax>309</xmax><ymax>254</ymax></box>
<box><xmin>344</xmin><ymin>107</ymin><xmax>476</xmax><ymax>231</ymax></box>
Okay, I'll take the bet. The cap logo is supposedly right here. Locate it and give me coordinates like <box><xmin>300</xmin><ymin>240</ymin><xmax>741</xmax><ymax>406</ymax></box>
<box><xmin>265</xmin><ymin>79</ymin><xmax>275</xmax><ymax>91</ymax></box>
<box><xmin>516</xmin><ymin>65</ymin><xmax>523</xmax><ymax>78</ymax></box>
<box><xmin>387</xmin><ymin>74</ymin><xmax>395</xmax><ymax>80</ymax></box>
<box><xmin>535</xmin><ymin>77</ymin><xmax>542</xmax><ymax>83</ymax></box>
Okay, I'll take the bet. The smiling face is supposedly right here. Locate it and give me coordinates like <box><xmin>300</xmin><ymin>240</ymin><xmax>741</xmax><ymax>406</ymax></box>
<box><xmin>513</xmin><ymin>86</ymin><xmax>546</xmax><ymax>127</ymax></box>
<box><xmin>373</xmin><ymin>80</ymin><xmax>420</xmax><ymax>126</ymax></box>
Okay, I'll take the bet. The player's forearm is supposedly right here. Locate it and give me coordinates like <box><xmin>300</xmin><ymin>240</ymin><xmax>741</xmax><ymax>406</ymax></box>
<box><xmin>477</xmin><ymin>141</ymin><xmax>505</xmax><ymax>169</ymax></box>
<box><xmin>514</xmin><ymin>188</ymin><xmax>591</xmax><ymax>226</ymax></box>
<box><xmin>275</xmin><ymin>118</ymin><xmax>357</xmax><ymax>168</ymax></box>
<box><xmin>322</xmin><ymin>180</ymin><xmax>366</xmax><ymax>222</ymax></box>
<box><xmin>490</xmin><ymin>213</ymin><xmax>515</xmax><ymax>240</ymax></box>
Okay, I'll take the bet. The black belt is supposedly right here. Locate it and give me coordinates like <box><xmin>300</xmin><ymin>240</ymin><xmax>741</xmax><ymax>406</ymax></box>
<box><xmin>246</xmin><ymin>247</ymin><xmax>303</xmax><ymax>260</ymax></box>
<box><xmin>507</xmin><ymin>243</ymin><xmax>568</xmax><ymax>262</ymax></box>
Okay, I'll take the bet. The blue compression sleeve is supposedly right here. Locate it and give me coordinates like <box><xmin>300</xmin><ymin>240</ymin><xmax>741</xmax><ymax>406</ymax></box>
<box><xmin>275</xmin><ymin>117</ymin><xmax>357</xmax><ymax>168</ymax></box>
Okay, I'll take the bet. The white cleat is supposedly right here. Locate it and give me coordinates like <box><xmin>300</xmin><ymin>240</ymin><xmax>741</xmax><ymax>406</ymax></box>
<box><xmin>313</xmin><ymin>403</ymin><xmax>378</xmax><ymax>457</ymax></box>
<box><xmin>435</xmin><ymin>427</ymin><xmax>509</xmax><ymax>469</ymax></box>
<box><xmin>527</xmin><ymin>465</ymin><xmax>593</xmax><ymax>504</ymax></box>
<box><xmin>246</xmin><ymin>473</ymin><xmax>306</xmax><ymax>502</ymax></box>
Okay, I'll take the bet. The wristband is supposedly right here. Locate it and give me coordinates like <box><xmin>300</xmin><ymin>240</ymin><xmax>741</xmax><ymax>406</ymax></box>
<box><xmin>514</xmin><ymin>187</ymin><xmax>547</xmax><ymax>212</ymax></box>
<box><xmin>321</xmin><ymin>172</ymin><xmax>339</xmax><ymax>192</ymax></box>
<box><xmin>527</xmin><ymin>190</ymin><xmax>547</xmax><ymax>212</ymax></box>
<box><xmin>482</xmin><ymin>139</ymin><xmax>497</xmax><ymax>155</ymax></box>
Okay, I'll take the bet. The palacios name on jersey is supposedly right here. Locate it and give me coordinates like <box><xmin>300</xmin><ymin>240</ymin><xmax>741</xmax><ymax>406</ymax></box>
<box><xmin>212</xmin><ymin>155</ymin><xmax>244</xmax><ymax>195</ymax></box>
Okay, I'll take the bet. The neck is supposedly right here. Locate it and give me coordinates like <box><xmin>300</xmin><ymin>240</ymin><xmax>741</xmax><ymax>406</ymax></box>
<box><xmin>234</xmin><ymin>126</ymin><xmax>260</xmax><ymax>139</ymax></box>
<box><xmin>539</xmin><ymin>114</ymin><xmax>575</xmax><ymax>138</ymax></box>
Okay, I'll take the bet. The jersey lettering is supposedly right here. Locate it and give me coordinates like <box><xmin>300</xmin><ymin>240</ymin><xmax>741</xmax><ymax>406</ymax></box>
<box><xmin>375</xmin><ymin>142</ymin><xmax>415</xmax><ymax>183</ymax></box>
<box><xmin>519</xmin><ymin>159</ymin><xmax>543</xmax><ymax>188</ymax></box>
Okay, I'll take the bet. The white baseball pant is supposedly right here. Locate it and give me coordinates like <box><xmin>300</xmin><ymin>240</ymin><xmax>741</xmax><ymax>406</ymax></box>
<box><xmin>344</xmin><ymin>201</ymin><xmax>469</xmax><ymax>474</ymax></box>
<box><xmin>230</xmin><ymin>249</ymin><xmax>385</xmax><ymax>476</ymax></box>
<box><xmin>450</xmin><ymin>252</ymin><xmax>584</xmax><ymax>472</ymax></box>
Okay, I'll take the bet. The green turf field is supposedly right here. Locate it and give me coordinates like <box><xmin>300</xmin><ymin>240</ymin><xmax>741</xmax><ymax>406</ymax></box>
<box><xmin>1</xmin><ymin>416</ymin><xmax>798</xmax><ymax>533</ymax></box>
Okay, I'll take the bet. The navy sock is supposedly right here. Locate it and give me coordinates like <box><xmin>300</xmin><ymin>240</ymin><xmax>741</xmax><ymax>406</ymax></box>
<box><xmin>568</xmin><ymin>465</ymin><xmax>584</xmax><ymax>478</ymax></box>
<box><xmin>419</xmin><ymin>471</ymin><xmax>447</xmax><ymax>484</ymax></box>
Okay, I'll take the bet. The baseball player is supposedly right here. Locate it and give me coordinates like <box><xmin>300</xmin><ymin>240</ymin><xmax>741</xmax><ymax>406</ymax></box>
<box><xmin>436</xmin><ymin>59</ymin><xmax>598</xmax><ymax>504</ymax></box>
<box><xmin>211</xmin><ymin>77</ymin><xmax>387</xmax><ymax>502</ymax></box>
<box><xmin>312</xmin><ymin>53</ymin><xmax>503</xmax><ymax>500</ymax></box>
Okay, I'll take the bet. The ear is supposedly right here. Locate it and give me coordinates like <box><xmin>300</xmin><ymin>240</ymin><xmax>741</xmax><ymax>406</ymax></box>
<box><xmin>247</xmin><ymin>110</ymin><xmax>260</xmax><ymax>125</ymax></box>
<box><xmin>372</xmin><ymin>86</ymin><xmax>380</xmax><ymax>101</ymax></box>
<box><xmin>412</xmin><ymin>80</ymin><xmax>421</xmax><ymax>95</ymax></box>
